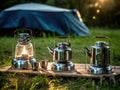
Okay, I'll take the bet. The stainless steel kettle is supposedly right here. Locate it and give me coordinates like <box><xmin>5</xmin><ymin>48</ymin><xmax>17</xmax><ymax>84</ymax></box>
<box><xmin>47</xmin><ymin>42</ymin><xmax>74</xmax><ymax>71</ymax></box>
<box><xmin>48</xmin><ymin>42</ymin><xmax>72</xmax><ymax>63</ymax></box>
<box><xmin>85</xmin><ymin>41</ymin><xmax>112</xmax><ymax>74</ymax></box>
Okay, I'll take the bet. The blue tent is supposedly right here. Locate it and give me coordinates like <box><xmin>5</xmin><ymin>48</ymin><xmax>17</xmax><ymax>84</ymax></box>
<box><xmin>0</xmin><ymin>3</ymin><xmax>90</xmax><ymax>36</ymax></box>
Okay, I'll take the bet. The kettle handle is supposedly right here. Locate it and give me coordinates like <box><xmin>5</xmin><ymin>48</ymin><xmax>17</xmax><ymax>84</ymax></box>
<box><xmin>59</xmin><ymin>36</ymin><xmax>68</xmax><ymax>38</ymax></box>
<box><xmin>95</xmin><ymin>36</ymin><xmax>106</xmax><ymax>38</ymax></box>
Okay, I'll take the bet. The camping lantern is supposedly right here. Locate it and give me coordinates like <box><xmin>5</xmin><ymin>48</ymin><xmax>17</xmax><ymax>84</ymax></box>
<box><xmin>85</xmin><ymin>41</ymin><xmax>112</xmax><ymax>74</ymax></box>
<box><xmin>12</xmin><ymin>33</ymin><xmax>37</xmax><ymax>70</ymax></box>
<box><xmin>47</xmin><ymin>42</ymin><xmax>74</xmax><ymax>71</ymax></box>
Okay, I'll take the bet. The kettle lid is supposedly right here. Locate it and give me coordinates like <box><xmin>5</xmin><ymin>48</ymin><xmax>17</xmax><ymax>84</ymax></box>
<box><xmin>95</xmin><ymin>41</ymin><xmax>108</xmax><ymax>46</ymax></box>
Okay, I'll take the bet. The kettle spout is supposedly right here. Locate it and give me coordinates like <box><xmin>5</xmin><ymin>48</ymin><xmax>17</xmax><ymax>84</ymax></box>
<box><xmin>84</xmin><ymin>47</ymin><xmax>91</xmax><ymax>57</ymax></box>
<box><xmin>47</xmin><ymin>47</ymin><xmax>53</xmax><ymax>55</ymax></box>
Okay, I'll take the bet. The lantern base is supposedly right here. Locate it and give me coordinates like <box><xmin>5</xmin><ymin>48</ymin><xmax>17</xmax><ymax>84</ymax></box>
<box><xmin>89</xmin><ymin>65</ymin><xmax>112</xmax><ymax>74</ymax></box>
<box><xmin>12</xmin><ymin>59</ymin><xmax>29</xmax><ymax>69</ymax></box>
<box><xmin>51</xmin><ymin>61</ymin><xmax>74</xmax><ymax>72</ymax></box>
<box><xmin>12</xmin><ymin>58</ymin><xmax>37</xmax><ymax>70</ymax></box>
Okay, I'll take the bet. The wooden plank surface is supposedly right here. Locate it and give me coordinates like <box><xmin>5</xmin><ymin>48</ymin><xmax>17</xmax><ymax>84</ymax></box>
<box><xmin>0</xmin><ymin>63</ymin><xmax>120</xmax><ymax>78</ymax></box>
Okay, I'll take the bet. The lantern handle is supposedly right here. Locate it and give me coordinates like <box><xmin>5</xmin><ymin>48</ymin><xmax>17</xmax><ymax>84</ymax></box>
<box><xmin>14</xmin><ymin>28</ymin><xmax>33</xmax><ymax>38</ymax></box>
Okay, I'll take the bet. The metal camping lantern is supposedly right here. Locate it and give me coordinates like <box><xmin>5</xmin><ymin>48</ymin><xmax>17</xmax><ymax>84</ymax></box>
<box><xmin>48</xmin><ymin>42</ymin><xmax>74</xmax><ymax>71</ymax></box>
<box><xmin>12</xmin><ymin>30</ymin><xmax>37</xmax><ymax>70</ymax></box>
<box><xmin>85</xmin><ymin>41</ymin><xmax>112</xmax><ymax>74</ymax></box>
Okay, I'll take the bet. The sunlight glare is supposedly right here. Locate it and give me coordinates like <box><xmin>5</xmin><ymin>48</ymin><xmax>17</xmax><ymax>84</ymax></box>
<box><xmin>96</xmin><ymin>9</ymin><xmax>100</xmax><ymax>13</ymax></box>
<box><xmin>92</xmin><ymin>16</ymin><xmax>96</xmax><ymax>20</ymax></box>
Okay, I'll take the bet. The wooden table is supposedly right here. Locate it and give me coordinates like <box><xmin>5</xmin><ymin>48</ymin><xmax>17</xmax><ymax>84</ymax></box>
<box><xmin>0</xmin><ymin>63</ymin><xmax>120</xmax><ymax>78</ymax></box>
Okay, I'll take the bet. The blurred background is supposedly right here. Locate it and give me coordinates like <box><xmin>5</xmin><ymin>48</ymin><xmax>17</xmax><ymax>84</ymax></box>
<box><xmin>0</xmin><ymin>0</ymin><xmax>120</xmax><ymax>28</ymax></box>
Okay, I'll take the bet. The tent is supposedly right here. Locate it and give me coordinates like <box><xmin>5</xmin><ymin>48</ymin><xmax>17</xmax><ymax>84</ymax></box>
<box><xmin>0</xmin><ymin>3</ymin><xmax>90</xmax><ymax>36</ymax></box>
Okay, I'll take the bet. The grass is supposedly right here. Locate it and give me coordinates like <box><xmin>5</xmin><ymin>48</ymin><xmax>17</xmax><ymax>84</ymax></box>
<box><xmin>0</xmin><ymin>27</ymin><xmax>120</xmax><ymax>90</ymax></box>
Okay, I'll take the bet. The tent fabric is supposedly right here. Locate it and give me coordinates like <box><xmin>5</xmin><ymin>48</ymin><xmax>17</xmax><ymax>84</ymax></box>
<box><xmin>4</xmin><ymin>3</ymin><xmax>70</xmax><ymax>12</ymax></box>
<box><xmin>0</xmin><ymin>3</ymin><xmax>90</xmax><ymax>36</ymax></box>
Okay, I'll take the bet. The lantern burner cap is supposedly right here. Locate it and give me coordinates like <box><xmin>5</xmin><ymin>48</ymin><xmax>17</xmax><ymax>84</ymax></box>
<box><xmin>18</xmin><ymin>33</ymin><xmax>30</xmax><ymax>43</ymax></box>
<box><xmin>95</xmin><ymin>41</ymin><xmax>108</xmax><ymax>46</ymax></box>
